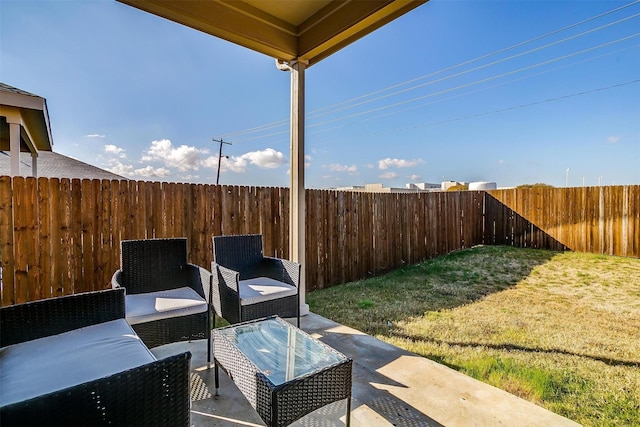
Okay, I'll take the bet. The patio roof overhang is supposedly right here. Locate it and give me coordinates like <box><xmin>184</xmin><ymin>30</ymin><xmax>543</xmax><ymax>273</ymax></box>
<box><xmin>116</xmin><ymin>0</ymin><xmax>428</xmax><ymax>67</ymax></box>
<box><xmin>115</xmin><ymin>0</ymin><xmax>429</xmax><ymax>313</ymax></box>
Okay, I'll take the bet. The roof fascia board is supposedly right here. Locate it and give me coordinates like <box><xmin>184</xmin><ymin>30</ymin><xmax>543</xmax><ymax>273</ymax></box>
<box><xmin>41</xmin><ymin>98</ymin><xmax>54</xmax><ymax>148</ymax></box>
<box><xmin>118</xmin><ymin>0</ymin><xmax>299</xmax><ymax>60</ymax></box>
<box><xmin>0</xmin><ymin>91</ymin><xmax>46</xmax><ymax>111</ymax></box>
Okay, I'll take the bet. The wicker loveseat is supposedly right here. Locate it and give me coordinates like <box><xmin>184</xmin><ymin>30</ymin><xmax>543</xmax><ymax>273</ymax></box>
<box><xmin>0</xmin><ymin>289</ymin><xmax>191</xmax><ymax>426</ymax></box>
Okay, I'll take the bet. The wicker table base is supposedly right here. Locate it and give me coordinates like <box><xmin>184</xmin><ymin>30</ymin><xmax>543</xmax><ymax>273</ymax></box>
<box><xmin>213</xmin><ymin>316</ymin><xmax>352</xmax><ymax>427</ymax></box>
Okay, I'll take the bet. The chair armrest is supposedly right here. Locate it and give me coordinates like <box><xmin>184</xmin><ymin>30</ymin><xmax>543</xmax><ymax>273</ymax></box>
<box><xmin>211</xmin><ymin>263</ymin><xmax>240</xmax><ymax>319</ymax></box>
<box><xmin>211</xmin><ymin>263</ymin><xmax>240</xmax><ymax>292</ymax></box>
<box><xmin>0</xmin><ymin>289</ymin><xmax>125</xmax><ymax>347</ymax></box>
<box><xmin>186</xmin><ymin>263</ymin><xmax>212</xmax><ymax>303</ymax></box>
<box><xmin>111</xmin><ymin>269</ymin><xmax>123</xmax><ymax>289</ymax></box>
<box><xmin>259</xmin><ymin>257</ymin><xmax>301</xmax><ymax>288</ymax></box>
<box><xmin>0</xmin><ymin>351</ymin><xmax>192</xmax><ymax>427</ymax></box>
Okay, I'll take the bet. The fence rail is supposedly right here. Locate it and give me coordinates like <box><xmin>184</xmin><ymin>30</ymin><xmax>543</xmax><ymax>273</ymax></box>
<box><xmin>1</xmin><ymin>176</ymin><xmax>637</xmax><ymax>306</ymax></box>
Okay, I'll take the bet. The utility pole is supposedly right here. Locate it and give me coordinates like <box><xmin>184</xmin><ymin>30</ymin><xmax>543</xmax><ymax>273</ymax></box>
<box><xmin>213</xmin><ymin>138</ymin><xmax>232</xmax><ymax>185</ymax></box>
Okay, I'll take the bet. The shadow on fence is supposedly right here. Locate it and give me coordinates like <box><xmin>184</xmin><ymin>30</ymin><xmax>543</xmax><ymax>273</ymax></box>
<box><xmin>1</xmin><ymin>175</ymin><xmax>638</xmax><ymax>306</ymax></box>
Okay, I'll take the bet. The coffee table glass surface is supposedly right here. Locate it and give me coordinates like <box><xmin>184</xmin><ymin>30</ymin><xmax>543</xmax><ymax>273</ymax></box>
<box><xmin>215</xmin><ymin>316</ymin><xmax>346</xmax><ymax>385</ymax></box>
<box><xmin>213</xmin><ymin>316</ymin><xmax>353</xmax><ymax>427</ymax></box>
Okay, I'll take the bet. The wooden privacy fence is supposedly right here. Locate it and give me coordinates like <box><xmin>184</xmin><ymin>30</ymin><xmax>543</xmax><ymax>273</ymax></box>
<box><xmin>488</xmin><ymin>186</ymin><xmax>639</xmax><ymax>256</ymax></box>
<box><xmin>1</xmin><ymin>176</ymin><xmax>638</xmax><ymax>306</ymax></box>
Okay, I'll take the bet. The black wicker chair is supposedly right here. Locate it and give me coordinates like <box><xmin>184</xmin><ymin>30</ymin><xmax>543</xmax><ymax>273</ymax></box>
<box><xmin>112</xmin><ymin>238</ymin><xmax>212</xmax><ymax>363</ymax></box>
<box><xmin>0</xmin><ymin>289</ymin><xmax>191</xmax><ymax>426</ymax></box>
<box><xmin>212</xmin><ymin>234</ymin><xmax>301</xmax><ymax>327</ymax></box>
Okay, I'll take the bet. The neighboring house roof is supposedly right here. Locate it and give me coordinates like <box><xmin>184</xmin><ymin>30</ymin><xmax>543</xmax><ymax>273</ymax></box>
<box><xmin>0</xmin><ymin>82</ymin><xmax>53</xmax><ymax>152</ymax></box>
<box><xmin>0</xmin><ymin>83</ymin><xmax>39</xmax><ymax>97</ymax></box>
<box><xmin>0</xmin><ymin>151</ymin><xmax>126</xmax><ymax>181</ymax></box>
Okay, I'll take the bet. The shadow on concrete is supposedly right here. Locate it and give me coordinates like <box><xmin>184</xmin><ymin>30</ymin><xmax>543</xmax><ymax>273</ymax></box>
<box><xmin>152</xmin><ymin>313</ymin><xmax>579</xmax><ymax>427</ymax></box>
<box><xmin>313</xmin><ymin>319</ymin><xmax>444</xmax><ymax>427</ymax></box>
<box><xmin>391</xmin><ymin>334</ymin><xmax>640</xmax><ymax>369</ymax></box>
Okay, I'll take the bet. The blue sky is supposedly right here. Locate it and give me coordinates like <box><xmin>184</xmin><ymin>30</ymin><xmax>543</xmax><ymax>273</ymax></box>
<box><xmin>1</xmin><ymin>0</ymin><xmax>639</xmax><ymax>189</ymax></box>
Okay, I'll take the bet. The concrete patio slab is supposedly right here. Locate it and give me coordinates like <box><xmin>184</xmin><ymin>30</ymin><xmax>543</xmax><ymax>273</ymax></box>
<box><xmin>151</xmin><ymin>313</ymin><xmax>581</xmax><ymax>427</ymax></box>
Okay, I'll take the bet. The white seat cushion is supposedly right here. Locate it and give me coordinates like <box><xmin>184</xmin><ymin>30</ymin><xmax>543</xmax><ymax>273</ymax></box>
<box><xmin>0</xmin><ymin>319</ymin><xmax>156</xmax><ymax>407</ymax></box>
<box><xmin>239</xmin><ymin>277</ymin><xmax>297</xmax><ymax>306</ymax></box>
<box><xmin>125</xmin><ymin>286</ymin><xmax>208</xmax><ymax>325</ymax></box>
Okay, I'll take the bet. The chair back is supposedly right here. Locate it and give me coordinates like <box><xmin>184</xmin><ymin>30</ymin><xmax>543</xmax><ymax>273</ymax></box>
<box><xmin>120</xmin><ymin>238</ymin><xmax>190</xmax><ymax>294</ymax></box>
<box><xmin>213</xmin><ymin>234</ymin><xmax>263</xmax><ymax>279</ymax></box>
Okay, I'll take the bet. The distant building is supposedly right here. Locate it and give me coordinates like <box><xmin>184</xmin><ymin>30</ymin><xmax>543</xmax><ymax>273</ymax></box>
<box><xmin>406</xmin><ymin>182</ymin><xmax>440</xmax><ymax>191</ymax></box>
<box><xmin>333</xmin><ymin>180</ymin><xmax>499</xmax><ymax>193</ymax></box>
<box><xmin>468</xmin><ymin>181</ymin><xmax>497</xmax><ymax>191</ymax></box>
<box><xmin>334</xmin><ymin>183</ymin><xmax>421</xmax><ymax>193</ymax></box>
<box><xmin>441</xmin><ymin>181</ymin><xmax>467</xmax><ymax>191</ymax></box>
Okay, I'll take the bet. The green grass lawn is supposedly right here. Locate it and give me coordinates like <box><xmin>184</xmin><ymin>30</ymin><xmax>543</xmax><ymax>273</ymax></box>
<box><xmin>307</xmin><ymin>246</ymin><xmax>640</xmax><ymax>427</ymax></box>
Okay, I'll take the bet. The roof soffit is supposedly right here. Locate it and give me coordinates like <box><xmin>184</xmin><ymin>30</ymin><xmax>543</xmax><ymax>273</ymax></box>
<box><xmin>117</xmin><ymin>0</ymin><xmax>428</xmax><ymax>66</ymax></box>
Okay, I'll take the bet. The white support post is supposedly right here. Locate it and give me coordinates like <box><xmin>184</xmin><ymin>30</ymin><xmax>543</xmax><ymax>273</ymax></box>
<box><xmin>31</xmin><ymin>152</ymin><xmax>38</xmax><ymax>178</ymax></box>
<box><xmin>9</xmin><ymin>122</ymin><xmax>20</xmax><ymax>176</ymax></box>
<box><xmin>289</xmin><ymin>59</ymin><xmax>309</xmax><ymax>316</ymax></box>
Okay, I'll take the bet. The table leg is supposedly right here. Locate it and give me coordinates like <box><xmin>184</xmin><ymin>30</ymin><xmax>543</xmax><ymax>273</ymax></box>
<box><xmin>346</xmin><ymin>397</ymin><xmax>351</xmax><ymax>427</ymax></box>
<box><xmin>214</xmin><ymin>362</ymin><xmax>220</xmax><ymax>395</ymax></box>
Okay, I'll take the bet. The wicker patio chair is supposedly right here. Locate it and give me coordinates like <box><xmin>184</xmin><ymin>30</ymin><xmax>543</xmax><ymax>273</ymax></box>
<box><xmin>0</xmin><ymin>289</ymin><xmax>191</xmax><ymax>426</ymax></box>
<box><xmin>112</xmin><ymin>238</ymin><xmax>212</xmax><ymax>362</ymax></box>
<box><xmin>212</xmin><ymin>234</ymin><xmax>301</xmax><ymax>327</ymax></box>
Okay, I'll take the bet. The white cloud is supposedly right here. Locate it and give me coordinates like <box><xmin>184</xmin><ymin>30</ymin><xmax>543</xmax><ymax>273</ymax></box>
<box><xmin>85</xmin><ymin>133</ymin><xmax>106</xmax><ymax>138</ymax></box>
<box><xmin>201</xmin><ymin>155</ymin><xmax>247</xmax><ymax>173</ymax></box>
<box><xmin>497</xmin><ymin>159</ymin><xmax>505</xmax><ymax>164</ymax></box>
<box><xmin>222</xmin><ymin>156</ymin><xmax>249</xmax><ymax>173</ymax></box>
<box><xmin>107</xmin><ymin>160</ymin><xmax>170</xmax><ymax>178</ymax></box>
<box><xmin>409</xmin><ymin>174</ymin><xmax>421</xmax><ymax>181</ymax></box>
<box><xmin>380</xmin><ymin>172</ymin><xmax>398</xmax><ymax>179</ymax></box>
<box><xmin>105</xmin><ymin>144</ymin><xmax>126</xmax><ymax>158</ymax></box>
<box><xmin>107</xmin><ymin>160</ymin><xmax>134</xmax><ymax>177</ymax></box>
<box><xmin>607</xmin><ymin>136</ymin><xmax>620</xmax><ymax>144</ymax></box>
<box><xmin>143</xmin><ymin>139</ymin><xmax>207</xmax><ymax>171</ymax></box>
<box><xmin>240</xmin><ymin>148</ymin><xmax>286</xmax><ymax>169</ymax></box>
<box><xmin>378</xmin><ymin>158</ymin><xmax>424</xmax><ymax>170</ymax></box>
<box><xmin>105</xmin><ymin>144</ymin><xmax>124</xmax><ymax>154</ymax></box>
<box><xmin>181</xmin><ymin>174</ymin><xmax>200</xmax><ymax>180</ymax></box>
<box><xmin>134</xmin><ymin>165</ymin><xmax>171</xmax><ymax>178</ymax></box>
<box><xmin>201</xmin><ymin>148</ymin><xmax>286</xmax><ymax>174</ymax></box>
<box><xmin>328</xmin><ymin>163</ymin><xmax>358</xmax><ymax>173</ymax></box>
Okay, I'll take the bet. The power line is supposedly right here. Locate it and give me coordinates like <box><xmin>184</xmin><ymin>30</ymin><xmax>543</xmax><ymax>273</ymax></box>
<box><xmin>305</xmin><ymin>0</ymin><xmax>640</xmax><ymax>117</ymax></box>
<box><xmin>411</xmin><ymin>79</ymin><xmax>640</xmax><ymax>130</ymax></box>
<box><xmin>329</xmin><ymin>79</ymin><xmax>640</xmax><ymax>142</ymax></box>
<box><xmin>307</xmin><ymin>32</ymin><xmax>640</xmax><ymax>126</ymax></box>
<box><xmin>355</xmin><ymin>43</ymin><xmax>640</xmax><ymax>125</ymax></box>
<box><xmin>305</xmin><ymin>13</ymin><xmax>640</xmax><ymax>122</ymax></box>
<box><xmin>232</xmin><ymin>33</ymin><xmax>640</xmax><ymax>142</ymax></box>
<box><xmin>221</xmin><ymin>1</ymin><xmax>640</xmax><ymax>140</ymax></box>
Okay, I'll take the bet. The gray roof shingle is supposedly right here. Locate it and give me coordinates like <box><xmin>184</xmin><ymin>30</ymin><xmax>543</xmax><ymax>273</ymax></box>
<box><xmin>0</xmin><ymin>151</ymin><xmax>126</xmax><ymax>181</ymax></box>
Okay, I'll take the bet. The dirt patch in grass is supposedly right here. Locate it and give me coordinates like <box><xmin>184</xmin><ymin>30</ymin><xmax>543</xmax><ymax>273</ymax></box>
<box><xmin>307</xmin><ymin>246</ymin><xmax>640</xmax><ymax>426</ymax></box>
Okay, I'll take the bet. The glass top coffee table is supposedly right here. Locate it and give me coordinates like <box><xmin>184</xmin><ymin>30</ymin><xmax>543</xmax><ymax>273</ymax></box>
<box><xmin>213</xmin><ymin>316</ymin><xmax>352</xmax><ymax>427</ymax></box>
